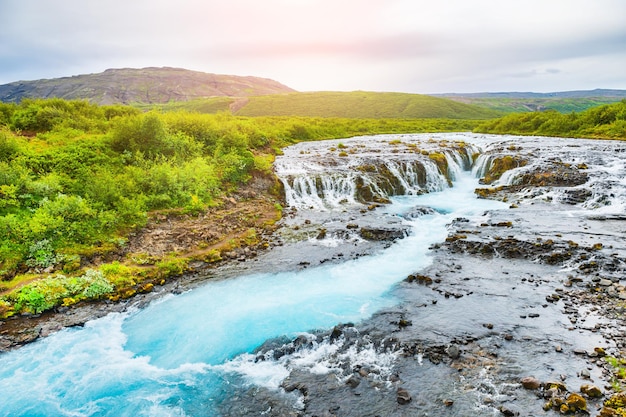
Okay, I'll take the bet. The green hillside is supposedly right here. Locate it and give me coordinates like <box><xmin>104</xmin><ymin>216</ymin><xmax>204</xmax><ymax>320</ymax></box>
<box><xmin>448</xmin><ymin>97</ymin><xmax>624</xmax><ymax>114</ymax></box>
<box><xmin>233</xmin><ymin>91</ymin><xmax>503</xmax><ymax>119</ymax></box>
<box><xmin>474</xmin><ymin>100</ymin><xmax>626</xmax><ymax>139</ymax></box>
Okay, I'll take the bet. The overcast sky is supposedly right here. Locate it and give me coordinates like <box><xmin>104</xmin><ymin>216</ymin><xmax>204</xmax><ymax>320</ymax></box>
<box><xmin>1</xmin><ymin>0</ymin><xmax>625</xmax><ymax>94</ymax></box>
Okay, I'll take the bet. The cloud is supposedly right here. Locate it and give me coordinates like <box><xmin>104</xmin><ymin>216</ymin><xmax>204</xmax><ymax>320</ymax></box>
<box><xmin>0</xmin><ymin>0</ymin><xmax>625</xmax><ymax>92</ymax></box>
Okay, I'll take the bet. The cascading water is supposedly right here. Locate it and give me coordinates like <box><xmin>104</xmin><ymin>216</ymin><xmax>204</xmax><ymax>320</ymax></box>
<box><xmin>0</xmin><ymin>134</ymin><xmax>498</xmax><ymax>417</ymax></box>
<box><xmin>276</xmin><ymin>134</ymin><xmax>479</xmax><ymax>209</ymax></box>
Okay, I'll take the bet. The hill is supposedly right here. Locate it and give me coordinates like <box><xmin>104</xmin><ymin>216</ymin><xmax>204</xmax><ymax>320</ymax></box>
<box><xmin>432</xmin><ymin>89</ymin><xmax>626</xmax><ymax>113</ymax></box>
<box><xmin>233</xmin><ymin>91</ymin><xmax>503</xmax><ymax>119</ymax></box>
<box><xmin>0</xmin><ymin>67</ymin><xmax>295</xmax><ymax>105</ymax></box>
<box><xmin>474</xmin><ymin>99</ymin><xmax>626</xmax><ymax>139</ymax></box>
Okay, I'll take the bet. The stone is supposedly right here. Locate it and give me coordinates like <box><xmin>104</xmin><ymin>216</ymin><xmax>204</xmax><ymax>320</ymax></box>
<box><xmin>520</xmin><ymin>376</ymin><xmax>541</xmax><ymax>390</ymax></box>
<box><xmin>345</xmin><ymin>375</ymin><xmax>361</xmax><ymax>389</ymax></box>
<box><xmin>565</xmin><ymin>393</ymin><xmax>587</xmax><ymax>412</ymax></box>
<box><xmin>499</xmin><ymin>405</ymin><xmax>519</xmax><ymax>416</ymax></box>
<box><xmin>580</xmin><ymin>384</ymin><xmax>603</xmax><ymax>398</ymax></box>
<box><xmin>446</xmin><ymin>344</ymin><xmax>460</xmax><ymax>359</ymax></box>
<box><xmin>396</xmin><ymin>388</ymin><xmax>412</xmax><ymax>405</ymax></box>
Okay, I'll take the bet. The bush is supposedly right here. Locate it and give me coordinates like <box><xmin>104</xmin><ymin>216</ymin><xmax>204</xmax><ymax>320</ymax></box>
<box><xmin>12</xmin><ymin>269</ymin><xmax>114</xmax><ymax>314</ymax></box>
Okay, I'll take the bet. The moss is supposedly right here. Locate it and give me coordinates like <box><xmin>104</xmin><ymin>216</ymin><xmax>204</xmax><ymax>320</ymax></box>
<box><xmin>580</xmin><ymin>384</ymin><xmax>603</xmax><ymax>398</ymax></box>
<box><xmin>566</xmin><ymin>393</ymin><xmax>587</xmax><ymax>412</ymax></box>
<box><xmin>474</xmin><ymin>186</ymin><xmax>504</xmax><ymax>199</ymax></box>
<box><xmin>445</xmin><ymin>234</ymin><xmax>467</xmax><ymax>242</ymax></box>
<box><xmin>483</xmin><ymin>155</ymin><xmax>527</xmax><ymax>184</ymax></box>
<box><xmin>606</xmin><ymin>393</ymin><xmax>626</xmax><ymax>409</ymax></box>
<box><xmin>428</xmin><ymin>152</ymin><xmax>449</xmax><ymax>177</ymax></box>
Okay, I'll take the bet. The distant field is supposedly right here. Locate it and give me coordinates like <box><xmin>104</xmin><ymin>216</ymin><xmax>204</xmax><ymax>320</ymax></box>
<box><xmin>138</xmin><ymin>91</ymin><xmax>504</xmax><ymax>120</ymax></box>
<box><xmin>235</xmin><ymin>91</ymin><xmax>503</xmax><ymax>119</ymax></box>
<box><xmin>439</xmin><ymin>96</ymin><xmax>624</xmax><ymax>114</ymax></box>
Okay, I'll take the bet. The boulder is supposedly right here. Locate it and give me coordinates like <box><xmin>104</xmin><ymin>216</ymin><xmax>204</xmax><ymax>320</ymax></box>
<box><xmin>396</xmin><ymin>388</ymin><xmax>412</xmax><ymax>404</ymax></box>
<box><xmin>359</xmin><ymin>226</ymin><xmax>406</xmax><ymax>241</ymax></box>
<box><xmin>520</xmin><ymin>376</ymin><xmax>541</xmax><ymax>390</ymax></box>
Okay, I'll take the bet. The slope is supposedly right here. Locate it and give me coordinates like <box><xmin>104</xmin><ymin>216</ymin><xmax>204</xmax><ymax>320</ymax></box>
<box><xmin>0</xmin><ymin>67</ymin><xmax>295</xmax><ymax>105</ymax></box>
<box><xmin>234</xmin><ymin>91</ymin><xmax>503</xmax><ymax>119</ymax></box>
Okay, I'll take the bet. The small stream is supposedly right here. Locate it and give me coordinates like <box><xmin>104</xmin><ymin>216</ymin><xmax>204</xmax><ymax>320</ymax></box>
<box><xmin>1</xmin><ymin>133</ymin><xmax>625</xmax><ymax>416</ymax></box>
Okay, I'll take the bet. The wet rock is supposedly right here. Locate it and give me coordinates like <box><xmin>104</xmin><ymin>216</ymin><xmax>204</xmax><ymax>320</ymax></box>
<box><xmin>405</xmin><ymin>274</ymin><xmax>433</xmax><ymax>285</ymax></box>
<box><xmin>580</xmin><ymin>384</ymin><xmax>603</xmax><ymax>398</ymax></box>
<box><xmin>564</xmin><ymin>393</ymin><xmax>587</xmax><ymax>413</ymax></box>
<box><xmin>359</xmin><ymin>226</ymin><xmax>407</xmax><ymax>241</ymax></box>
<box><xmin>498</xmin><ymin>405</ymin><xmax>519</xmax><ymax>416</ymax></box>
<box><xmin>345</xmin><ymin>375</ymin><xmax>361</xmax><ymax>389</ymax></box>
<box><xmin>520</xmin><ymin>376</ymin><xmax>541</xmax><ymax>390</ymax></box>
<box><xmin>443</xmin><ymin>399</ymin><xmax>454</xmax><ymax>407</ymax></box>
<box><xmin>396</xmin><ymin>388</ymin><xmax>412</xmax><ymax>404</ymax></box>
<box><xmin>404</xmin><ymin>206</ymin><xmax>438</xmax><ymax>219</ymax></box>
<box><xmin>446</xmin><ymin>344</ymin><xmax>461</xmax><ymax>359</ymax></box>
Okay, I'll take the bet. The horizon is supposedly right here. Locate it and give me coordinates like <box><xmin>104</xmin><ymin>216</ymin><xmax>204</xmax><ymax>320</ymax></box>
<box><xmin>1</xmin><ymin>66</ymin><xmax>625</xmax><ymax>97</ymax></box>
<box><xmin>1</xmin><ymin>1</ymin><xmax>625</xmax><ymax>94</ymax></box>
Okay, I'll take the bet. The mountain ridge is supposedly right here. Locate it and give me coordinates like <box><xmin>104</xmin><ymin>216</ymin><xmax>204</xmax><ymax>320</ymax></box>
<box><xmin>0</xmin><ymin>67</ymin><xmax>296</xmax><ymax>104</ymax></box>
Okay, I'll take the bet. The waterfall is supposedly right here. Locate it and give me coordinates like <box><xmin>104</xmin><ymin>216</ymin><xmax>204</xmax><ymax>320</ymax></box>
<box><xmin>276</xmin><ymin>136</ymin><xmax>480</xmax><ymax>210</ymax></box>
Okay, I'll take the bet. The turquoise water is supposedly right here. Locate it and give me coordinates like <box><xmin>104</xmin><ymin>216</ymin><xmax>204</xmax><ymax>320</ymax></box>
<box><xmin>0</xmin><ymin>173</ymin><xmax>504</xmax><ymax>416</ymax></box>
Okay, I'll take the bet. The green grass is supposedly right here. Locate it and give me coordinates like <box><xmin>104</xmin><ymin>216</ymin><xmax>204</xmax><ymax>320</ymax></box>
<box><xmin>133</xmin><ymin>97</ymin><xmax>234</xmax><ymax>113</ymax></box>
<box><xmin>456</xmin><ymin>97</ymin><xmax>624</xmax><ymax>114</ymax></box>
<box><xmin>474</xmin><ymin>100</ymin><xmax>626</xmax><ymax>139</ymax></box>
<box><xmin>139</xmin><ymin>91</ymin><xmax>504</xmax><ymax>120</ymax></box>
<box><xmin>234</xmin><ymin>91</ymin><xmax>503</xmax><ymax>119</ymax></box>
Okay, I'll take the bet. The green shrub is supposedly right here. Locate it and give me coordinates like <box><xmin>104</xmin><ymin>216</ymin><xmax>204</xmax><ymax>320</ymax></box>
<box><xmin>26</xmin><ymin>239</ymin><xmax>59</xmax><ymax>268</ymax></box>
<box><xmin>12</xmin><ymin>269</ymin><xmax>115</xmax><ymax>314</ymax></box>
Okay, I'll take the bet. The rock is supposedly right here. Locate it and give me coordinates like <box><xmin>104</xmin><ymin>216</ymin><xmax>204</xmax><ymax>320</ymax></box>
<box><xmin>499</xmin><ymin>405</ymin><xmax>519</xmax><ymax>416</ymax></box>
<box><xmin>404</xmin><ymin>206</ymin><xmax>438</xmax><ymax>219</ymax></box>
<box><xmin>405</xmin><ymin>274</ymin><xmax>433</xmax><ymax>285</ymax></box>
<box><xmin>580</xmin><ymin>384</ymin><xmax>603</xmax><ymax>398</ymax></box>
<box><xmin>520</xmin><ymin>376</ymin><xmax>541</xmax><ymax>390</ymax></box>
<box><xmin>544</xmin><ymin>381</ymin><xmax>567</xmax><ymax>392</ymax></box>
<box><xmin>345</xmin><ymin>375</ymin><xmax>361</xmax><ymax>388</ymax></box>
<box><xmin>564</xmin><ymin>393</ymin><xmax>587</xmax><ymax>412</ymax></box>
<box><xmin>446</xmin><ymin>344</ymin><xmax>460</xmax><ymax>359</ymax></box>
<box><xmin>594</xmin><ymin>347</ymin><xmax>607</xmax><ymax>357</ymax></box>
<box><xmin>359</xmin><ymin>226</ymin><xmax>407</xmax><ymax>241</ymax></box>
<box><xmin>443</xmin><ymin>399</ymin><xmax>454</xmax><ymax>407</ymax></box>
<box><xmin>396</xmin><ymin>388</ymin><xmax>412</xmax><ymax>405</ymax></box>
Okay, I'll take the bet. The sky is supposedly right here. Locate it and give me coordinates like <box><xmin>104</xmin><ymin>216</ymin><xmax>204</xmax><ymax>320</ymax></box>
<box><xmin>0</xmin><ymin>0</ymin><xmax>625</xmax><ymax>94</ymax></box>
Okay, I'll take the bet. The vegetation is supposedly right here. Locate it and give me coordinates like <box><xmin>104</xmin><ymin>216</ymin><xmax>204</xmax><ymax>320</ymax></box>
<box><xmin>233</xmin><ymin>91</ymin><xmax>503</xmax><ymax>119</ymax></box>
<box><xmin>444</xmin><ymin>97</ymin><xmax>624</xmax><ymax>114</ymax></box>
<box><xmin>0</xmin><ymin>98</ymin><xmax>482</xmax><ymax>317</ymax></box>
<box><xmin>474</xmin><ymin>100</ymin><xmax>626</xmax><ymax>139</ymax></box>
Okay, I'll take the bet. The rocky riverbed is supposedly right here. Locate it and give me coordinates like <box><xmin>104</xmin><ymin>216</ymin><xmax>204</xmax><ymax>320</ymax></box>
<box><xmin>216</xmin><ymin>134</ymin><xmax>626</xmax><ymax>416</ymax></box>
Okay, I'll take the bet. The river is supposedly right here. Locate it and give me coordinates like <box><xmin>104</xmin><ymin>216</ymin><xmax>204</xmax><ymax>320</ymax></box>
<box><xmin>1</xmin><ymin>133</ymin><xmax>625</xmax><ymax>416</ymax></box>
